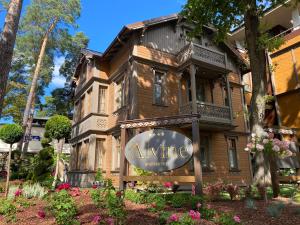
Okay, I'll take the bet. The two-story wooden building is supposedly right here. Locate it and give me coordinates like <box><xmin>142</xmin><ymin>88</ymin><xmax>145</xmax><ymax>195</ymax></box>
<box><xmin>68</xmin><ymin>14</ymin><xmax>252</xmax><ymax>188</ymax></box>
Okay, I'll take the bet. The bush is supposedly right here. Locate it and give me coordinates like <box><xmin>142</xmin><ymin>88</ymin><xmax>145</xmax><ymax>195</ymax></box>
<box><xmin>45</xmin><ymin>115</ymin><xmax>72</xmax><ymax>140</ymax></box>
<box><xmin>189</xmin><ymin>195</ymin><xmax>205</xmax><ymax>209</ymax></box>
<box><xmin>107</xmin><ymin>191</ymin><xmax>127</xmax><ymax>224</ymax></box>
<box><xmin>91</xmin><ymin>188</ymin><xmax>108</xmax><ymax>208</ymax></box>
<box><xmin>148</xmin><ymin>195</ymin><xmax>166</xmax><ymax>212</ymax></box>
<box><xmin>293</xmin><ymin>192</ymin><xmax>300</xmax><ymax>203</ymax></box>
<box><xmin>0</xmin><ymin>124</ymin><xmax>23</xmax><ymax>145</ymax></box>
<box><xmin>0</xmin><ymin>198</ymin><xmax>17</xmax><ymax>222</ymax></box>
<box><xmin>203</xmin><ymin>180</ymin><xmax>224</xmax><ymax>201</ymax></box>
<box><xmin>49</xmin><ymin>189</ymin><xmax>78</xmax><ymax>225</ymax></box>
<box><xmin>225</xmin><ymin>184</ymin><xmax>240</xmax><ymax>200</ymax></box>
<box><xmin>7</xmin><ymin>185</ymin><xmax>20</xmax><ymax>199</ymax></box>
<box><xmin>216</xmin><ymin>213</ymin><xmax>241</xmax><ymax>225</ymax></box>
<box><xmin>125</xmin><ymin>189</ymin><xmax>142</xmax><ymax>204</ymax></box>
<box><xmin>200</xmin><ymin>207</ymin><xmax>216</xmax><ymax>220</ymax></box>
<box><xmin>171</xmin><ymin>193</ymin><xmax>188</xmax><ymax>208</ymax></box>
<box><xmin>22</xmin><ymin>183</ymin><xmax>47</xmax><ymax>199</ymax></box>
<box><xmin>245</xmin><ymin>198</ymin><xmax>257</xmax><ymax>210</ymax></box>
<box><xmin>158</xmin><ymin>211</ymin><xmax>171</xmax><ymax>225</ymax></box>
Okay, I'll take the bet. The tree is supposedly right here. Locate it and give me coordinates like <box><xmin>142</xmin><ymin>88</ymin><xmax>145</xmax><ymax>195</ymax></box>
<box><xmin>0</xmin><ymin>123</ymin><xmax>23</xmax><ymax>197</ymax></box>
<box><xmin>45</xmin><ymin>115</ymin><xmax>71</xmax><ymax>188</ymax></box>
<box><xmin>18</xmin><ymin>0</ymin><xmax>81</xmax><ymax>153</ymax></box>
<box><xmin>0</xmin><ymin>0</ymin><xmax>23</xmax><ymax>117</ymax></box>
<box><xmin>182</xmin><ymin>0</ymin><xmax>294</xmax><ymax>197</ymax></box>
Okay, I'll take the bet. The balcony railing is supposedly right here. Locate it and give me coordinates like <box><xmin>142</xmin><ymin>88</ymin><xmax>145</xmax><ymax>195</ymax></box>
<box><xmin>180</xmin><ymin>102</ymin><xmax>231</xmax><ymax>124</ymax></box>
<box><xmin>177</xmin><ymin>43</ymin><xmax>227</xmax><ymax>69</ymax></box>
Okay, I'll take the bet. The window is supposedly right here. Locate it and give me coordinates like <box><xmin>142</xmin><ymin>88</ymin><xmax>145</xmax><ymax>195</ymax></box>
<box><xmin>227</xmin><ymin>137</ymin><xmax>238</xmax><ymax>170</ymax></box>
<box><xmin>80</xmin><ymin>95</ymin><xmax>85</xmax><ymax>119</ymax></box>
<box><xmin>80</xmin><ymin>62</ymin><xmax>87</xmax><ymax>82</ymax></box>
<box><xmin>153</xmin><ymin>70</ymin><xmax>164</xmax><ymax>105</ymax></box>
<box><xmin>112</xmin><ymin>136</ymin><xmax>121</xmax><ymax>171</ymax></box>
<box><xmin>76</xmin><ymin>142</ymin><xmax>82</xmax><ymax>170</ymax></box>
<box><xmin>200</xmin><ymin>136</ymin><xmax>210</xmax><ymax>169</ymax></box>
<box><xmin>189</xmin><ymin>136</ymin><xmax>210</xmax><ymax>171</ymax></box>
<box><xmin>95</xmin><ymin>139</ymin><xmax>105</xmax><ymax>170</ymax></box>
<box><xmin>87</xmin><ymin>88</ymin><xmax>92</xmax><ymax>114</ymax></box>
<box><xmin>187</xmin><ymin>78</ymin><xmax>206</xmax><ymax>102</ymax></box>
<box><xmin>114</xmin><ymin>79</ymin><xmax>126</xmax><ymax>110</ymax></box>
<box><xmin>98</xmin><ymin>86</ymin><xmax>107</xmax><ymax>114</ymax></box>
<box><xmin>224</xmin><ymin>87</ymin><xmax>229</xmax><ymax>106</ymax></box>
<box><xmin>79</xmin><ymin>140</ymin><xmax>89</xmax><ymax>171</ymax></box>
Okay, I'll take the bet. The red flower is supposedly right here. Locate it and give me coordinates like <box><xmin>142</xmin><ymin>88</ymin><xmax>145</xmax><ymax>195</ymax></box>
<box><xmin>92</xmin><ymin>184</ymin><xmax>97</xmax><ymax>189</ymax></box>
<box><xmin>14</xmin><ymin>189</ymin><xmax>22</xmax><ymax>197</ymax></box>
<box><xmin>37</xmin><ymin>210</ymin><xmax>46</xmax><ymax>219</ymax></box>
<box><xmin>56</xmin><ymin>183</ymin><xmax>71</xmax><ymax>191</ymax></box>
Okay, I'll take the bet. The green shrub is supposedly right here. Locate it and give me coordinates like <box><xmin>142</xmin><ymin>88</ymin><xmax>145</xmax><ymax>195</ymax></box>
<box><xmin>125</xmin><ymin>189</ymin><xmax>142</xmax><ymax>204</ymax></box>
<box><xmin>158</xmin><ymin>211</ymin><xmax>171</xmax><ymax>225</ymax></box>
<box><xmin>189</xmin><ymin>195</ymin><xmax>205</xmax><ymax>209</ymax></box>
<box><xmin>22</xmin><ymin>183</ymin><xmax>48</xmax><ymax>199</ymax></box>
<box><xmin>107</xmin><ymin>191</ymin><xmax>127</xmax><ymax>224</ymax></box>
<box><xmin>245</xmin><ymin>198</ymin><xmax>257</xmax><ymax>210</ymax></box>
<box><xmin>216</xmin><ymin>213</ymin><xmax>241</xmax><ymax>225</ymax></box>
<box><xmin>7</xmin><ymin>185</ymin><xmax>19</xmax><ymax>199</ymax></box>
<box><xmin>91</xmin><ymin>188</ymin><xmax>107</xmax><ymax>208</ymax></box>
<box><xmin>0</xmin><ymin>198</ymin><xmax>17</xmax><ymax>222</ymax></box>
<box><xmin>200</xmin><ymin>207</ymin><xmax>216</xmax><ymax>220</ymax></box>
<box><xmin>266</xmin><ymin>202</ymin><xmax>285</xmax><ymax>218</ymax></box>
<box><xmin>0</xmin><ymin>124</ymin><xmax>23</xmax><ymax>145</ymax></box>
<box><xmin>49</xmin><ymin>189</ymin><xmax>78</xmax><ymax>225</ymax></box>
<box><xmin>293</xmin><ymin>192</ymin><xmax>300</xmax><ymax>203</ymax></box>
<box><xmin>95</xmin><ymin>168</ymin><xmax>103</xmax><ymax>181</ymax></box>
<box><xmin>171</xmin><ymin>193</ymin><xmax>188</xmax><ymax>208</ymax></box>
<box><xmin>45</xmin><ymin>115</ymin><xmax>72</xmax><ymax>140</ymax></box>
<box><xmin>148</xmin><ymin>195</ymin><xmax>166</xmax><ymax>212</ymax></box>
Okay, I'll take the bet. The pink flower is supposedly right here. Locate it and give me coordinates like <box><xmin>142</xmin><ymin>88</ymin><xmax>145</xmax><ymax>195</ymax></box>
<box><xmin>69</xmin><ymin>187</ymin><xmax>81</xmax><ymax>197</ymax></box>
<box><xmin>14</xmin><ymin>189</ymin><xmax>22</xmax><ymax>197</ymax></box>
<box><xmin>37</xmin><ymin>210</ymin><xmax>46</xmax><ymax>219</ymax></box>
<box><xmin>233</xmin><ymin>215</ymin><xmax>241</xmax><ymax>223</ymax></box>
<box><xmin>107</xmin><ymin>218</ymin><xmax>114</xmax><ymax>225</ymax></box>
<box><xmin>164</xmin><ymin>182</ymin><xmax>172</xmax><ymax>188</ymax></box>
<box><xmin>196</xmin><ymin>202</ymin><xmax>202</xmax><ymax>209</ymax></box>
<box><xmin>268</xmin><ymin>133</ymin><xmax>274</xmax><ymax>139</ymax></box>
<box><xmin>189</xmin><ymin>210</ymin><xmax>201</xmax><ymax>220</ymax></box>
<box><xmin>262</xmin><ymin>139</ymin><xmax>269</xmax><ymax>144</ymax></box>
<box><xmin>92</xmin><ymin>215</ymin><xmax>101</xmax><ymax>223</ymax></box>
<box><xmin>169</xmin><ymin>214</ymin><xmax>179</xmax><ymax>222</ymax></box>
<box><xmin>256</xmin><ymin>144</ymin><xmax>264</xmax><ymax>151</ymax></box>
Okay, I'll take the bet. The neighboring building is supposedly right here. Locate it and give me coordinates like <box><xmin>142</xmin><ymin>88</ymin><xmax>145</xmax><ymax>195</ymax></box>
<box><xmin>69</xmin><ymin>14</ymin><xmax>252</xmax><ymax>188</ymax></box>
<box><xmin>229</xmin><ymin>1</ymin><xmax>300</xmax><ymax>141</ymax></box>
<box><xmin>0</xmin><ymin>117</ymin><xmax>71</xmax><ymax>154</ymax></box>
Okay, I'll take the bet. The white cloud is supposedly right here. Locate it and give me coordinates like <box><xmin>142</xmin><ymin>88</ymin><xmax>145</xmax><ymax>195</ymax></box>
<box><xmin>51</xmin><ymin>56</ymin><xmax>66</xmax><ymax>88</ymax></box>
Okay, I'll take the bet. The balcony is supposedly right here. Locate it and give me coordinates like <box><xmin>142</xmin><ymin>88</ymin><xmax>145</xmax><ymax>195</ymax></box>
<box><xmin>180</xmin><ymin>102</ymin><xmax>232</xmax><ymax>125</ymax></box>
<box><xmin>177</xmin><ymin>43</ymin><xmax>228</xmax><ymax>70</ymax></box>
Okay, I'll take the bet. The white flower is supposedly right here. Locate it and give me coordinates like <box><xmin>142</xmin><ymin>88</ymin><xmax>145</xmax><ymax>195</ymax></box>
<box><xmin>244</xmin><ymin>147</ymin><xmax>250</xmax><ymax>152</ymax></box>
<box><xmin>272</xmin><ymin>145</ymin><xmax>280</xmax><ymax>152</ymax></box>
<box><xmin>251</xmin><ymin>133</ymin><xmax>256</xmax><ymax>138</ymax></box>
<box><xmin>262</xmin><ymin>139</ymin><xmax>269</xmax><ymax>144</ymax></box>
<box><xmin>256</xmin><ymin>144</ymin><xmax>264</xmax><ymax>151</ymax></box>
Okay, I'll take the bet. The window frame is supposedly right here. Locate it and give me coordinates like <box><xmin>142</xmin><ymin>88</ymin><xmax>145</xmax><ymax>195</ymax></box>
<box><xmin>111</xmin><ymin>135</ymin><xmax>121</xmax><ymax>172</ymax></box>
<box><xmin>226</xmin><ymin>136</ymin><xmax>239</xmax><ymax>171</ymax></box>
<box><xmin>95</xmin><ymin>138</ymin><xmax>105</xmax><ymax>171</ymax></box>
<box><xmin>114</xmin><ymin>77</ymin><xmax>126</xmax><ymax>111</ymax></box>
<box><xmin>153</xmin><ymin>69</ymin><xmax>166</xmax><ymax>106</ymax></box>
<box><xmin>98</xmin><ymin>85</ymin><xmax>107</xmax><ymax>114</ymax></box>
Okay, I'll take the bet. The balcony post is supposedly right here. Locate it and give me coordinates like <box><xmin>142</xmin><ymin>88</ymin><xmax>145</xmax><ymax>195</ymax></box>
<box><xmin>189</xmin><ymin>64</ymin><xmax>197</xmax><ymax>114</ymax></box>
<box><xmin>119</xmin><ymin>127</ymin><xmax>128</xmax><ymax>190</ymax></box>
<box><xmin>192</xmin><ymin>119</ymin><xmax>203</xmax><ymax>195</ymax></box>
<box><xmin>226</xmin><ymin>74</ymin><xmax>233</xmax><ymax>122</ymax></box>
<box><xmin>178</xmin><ymin>73</ymin><xmax>183</xmax><ymax>112</ymax></box>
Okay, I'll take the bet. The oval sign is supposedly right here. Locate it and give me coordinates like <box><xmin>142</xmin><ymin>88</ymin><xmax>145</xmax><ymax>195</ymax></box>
<box><xmin>125</xmin><ymin>129</ymin><xmax>193</xmax><ymax>173</ymax></box>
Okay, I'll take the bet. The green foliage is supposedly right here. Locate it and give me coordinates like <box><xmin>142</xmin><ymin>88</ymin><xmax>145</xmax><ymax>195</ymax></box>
<box><xmin>216</xmin><ymin>213</ymin><xmax>241</xmax><ymax>225</ymax></box>
<box><xmin>0</xmin><ymin>124</ymin><xmax>23</xmax><ymax>144</ymax></box>
<box><xmin>22</xmin><ymin>183</ymin><xmax>48</xmax><ymax>199</ymax></box>
<box><xmin>91</xmin><ymin>188</ymin><xmax>107</xmax><ymax>208</ymax></box>
<box><xmin>245</xmin><ymin>198</ymin><xmax>257</xmax><ymax>210</ymax></box>
<box><xmin>171</xmin><ymin>193</ymin><xmax>188</xmax><ymax>208</ymax></box>
<box><xmin>293</xmin><ymin>192</ymin><xmax>300</xmax><ymax>203</ymax></box>
<box><xmin>0</xmin><ymin>198</ymin><xmax>17</xmax><ymax>222</ymax></box>
<box><xmin>158</xmin><ymin>211</ymin><xmax>171</xmax><ymax>225</ymax></box>
<box><xmin>7</xmin><ymin>185</ymin><xmax>19</xmax><ymax>199</ymax></box>
<box><xmin>107</xmin><ymin>191</ymin><xmax>127</xmax><ymax>224</ymax></box>
<box><xmin>266</xmin><ymin>202</ymin><xmax>285</xmax><ymax>218</ymax></box>
<box><xmin>125</xmin><ymin>189</ymin><xmax>143</xmax><ymax>204</ymax></box>
<box><xmin>49</xmin><ymin>189</ymin><xmax>78</xmax><ymax>225</ymax></box>
<box><xmin>45</xmin><ymin>115</ymin><xmax>71</xmax><ymax>140</ymax></box>
<box><xmin>200</xmin><ymin>207</ymin><xmax>216</xmax><ymax>220</ymax></box>
<box><xmin>147</xmin><ymin>195</ymin><xmax>166</xmax><ymax>212</ymax></box>
<box><xmin>95</xmin><ymin>168</ymin><xmax>103</xmax><ymax>181</ymax></box>
<box><xmin>189</xmin><ymin>195</ymin><xmax>205</xmax><ymax>209</ymax></box>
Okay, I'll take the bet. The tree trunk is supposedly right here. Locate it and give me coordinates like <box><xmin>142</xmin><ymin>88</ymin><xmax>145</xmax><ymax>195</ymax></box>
<box><xmin>21</xmin><ymin>95</ymin><xmax>35</xmax><ymax>154</ymax></box>
<box><xmin>0</xmin><ymin>0</ymin><xmax>23</xmax><ymax>117</ymax></box>
<box><xmin>5</xmin><ymin>144</ymin><xmax>13</xmax><ymax>198</ymax></box>
<box><xmin>52</xmin><ymin>138</ymin><xmax>64</xmax><ymax>189</ymax></box>
<box><xmin>21</xmin><ymin>18</ymin><xmax>58</xmax><ymax>152</ymax></box>
<box><xmin>269</xmin><ymin>154</ymin><xmax>280</xmax><ymax>198</ymax></box>
<box><xmin>244</xmin><ymin>2</ymin><xmax>269</xmax><ymax>200</ymax></box>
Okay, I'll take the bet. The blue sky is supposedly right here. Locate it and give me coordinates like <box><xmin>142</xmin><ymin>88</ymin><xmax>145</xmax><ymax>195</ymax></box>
<box><xmin>0</xmin><ymin>0</ymin><xmax>185</xmax><ymax>122</ymax></box>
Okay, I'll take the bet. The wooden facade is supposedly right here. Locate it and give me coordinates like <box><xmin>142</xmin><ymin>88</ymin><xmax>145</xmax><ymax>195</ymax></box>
<box><xmin>69</xmin><ymin>15</ymin><xmax>252</xmax><ymax>188</ymax></box>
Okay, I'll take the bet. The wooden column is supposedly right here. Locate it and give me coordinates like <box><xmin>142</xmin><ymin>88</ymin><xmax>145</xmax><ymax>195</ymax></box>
<box><xmin>192</xmin><ymin>119</ymin><xmax>203</xmax><ymax>195</ymax></box>
<box><xmin>178</xmin><ymin>73</ymin><xmax>182</xmax><ymax>112</ymax></box>
<box><xmin>190</xmin><ymin>64</ymin><xmax>197</xmax><ymax>114</ymax></box>
<box><xmin>226</xmin><ymin>74</ymin><xmax>233</xmax><ymax>122</ymax></box>
<box><xmin>119</xmin><ymin>127</ymin><xmax>128</xmax><ymax>190</ymax></box>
